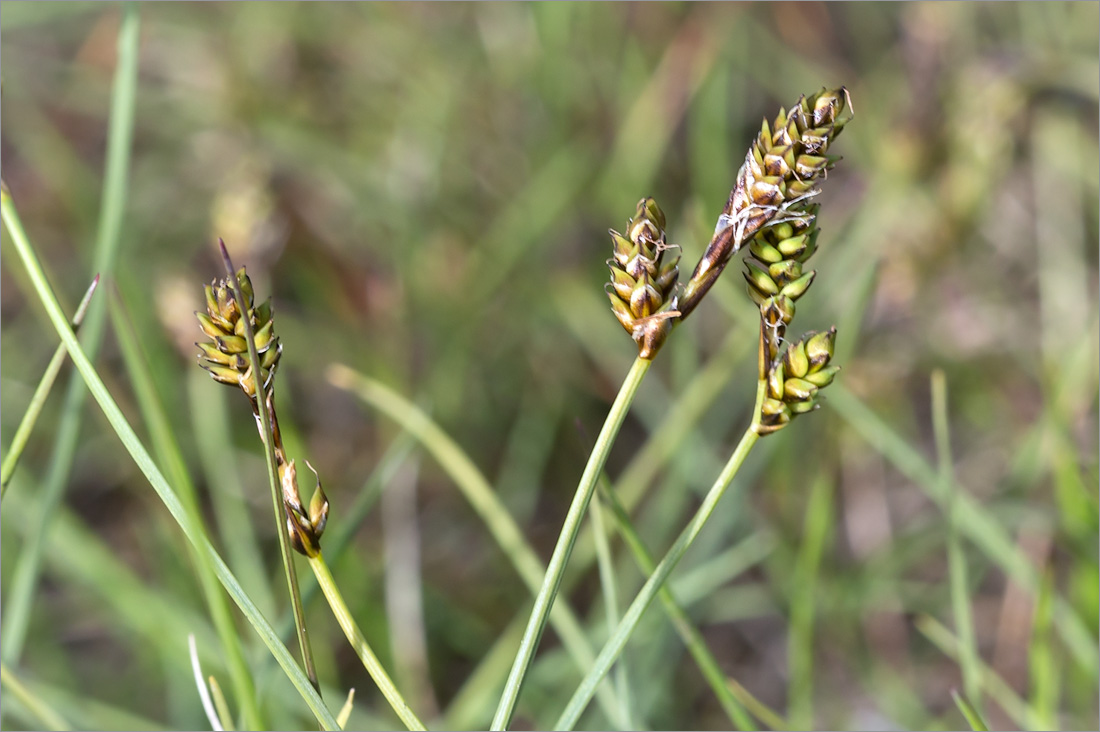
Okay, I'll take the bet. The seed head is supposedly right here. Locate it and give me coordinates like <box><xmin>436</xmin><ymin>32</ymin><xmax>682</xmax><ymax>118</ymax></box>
<box><xmin>195</xmin><ymin>266</ymin><xmax>281</xmax><ymax>401</ymax></box>
<box><xmin>606</xmin><ymin>197</ymin><xmax>681</xmax><ymax>360</ymax></box>
<box><xmin>679</xmin><ymin>88</ymin><xmax>851</xmax><ymax>320</ymax></box>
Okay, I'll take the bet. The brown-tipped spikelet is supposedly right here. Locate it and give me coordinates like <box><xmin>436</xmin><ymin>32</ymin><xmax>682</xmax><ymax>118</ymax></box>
<box><xmin>196</xmin><ymin>262</ymin><xmax>329</xmax><ymax>556</ymax></box>
<box><xmin>679</xmin><ymin>88</ymin><xmax>851</xmax><ymax>320</ymax></box>
<box><xmin>196</xmin><ymin>266</ymin><xmax>282</xmax><ymax>402</ymax></box>
<box><xmin>607</xmin><ymin>197</ymin><xmax>681</xmax><ymax>360</ymax></box>
<box><xmin>755</xmin><ymin>326</ymin><xmax>839</xmax><ymax>436</ymax></box>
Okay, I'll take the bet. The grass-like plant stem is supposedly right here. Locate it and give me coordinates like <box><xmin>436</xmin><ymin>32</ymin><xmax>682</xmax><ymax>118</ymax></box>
<box><xmin>555</xmin><ymin>380</ymin><xmax>766</xmax><ymax>730</ymax></box>
<box><xmin>1</xmin><ymin>663</ymin><xmax>72</xmax><ymax>731</ymax></box>
<box><xmin>219</xmin><ymin>243</ymin><xmax>320</xmax><ymax>695</ymax></box>
<box><xmin>0</xmin><ymin>275</ymin><xmax>98</xmax><ymax>496</ymax></box>
<box><xmin>308</xmin><ymin>552</ymin><xmax>427</xmax><ymax>731</ymax></box>
<box><xmin>931</xmin><ymin>370</ymin><xmax>983</xmax><ymax>722</ymax></box>
<box><xmin>2</xmin><ymin>187</ymin><xmax>341</xmax><ymax>731</ymax></box>
<box><xmin>492</xmin><ymin>355</ymin><xmax>652</xmax><ymax>730</ymax></box>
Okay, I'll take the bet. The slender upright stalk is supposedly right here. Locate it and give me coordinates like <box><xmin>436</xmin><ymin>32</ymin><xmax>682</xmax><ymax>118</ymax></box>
<box><xmin>219</xmin><ymin>244</ymin><xmax>320</xmax><ymax>694</ymax></box>
<box><xmin>492</xmin><ymin>355</ymin><xmax>651</xmax><ymax>729</ymax></box>
<box><xmin>555</xmin><ymin>380</ymin><xmax>765</xmax><ymax>730</ymax></box>
<box><xmin>308</xmin><ymin>552</ymin><xmax>427</xmax><ymax>731</ymax></box>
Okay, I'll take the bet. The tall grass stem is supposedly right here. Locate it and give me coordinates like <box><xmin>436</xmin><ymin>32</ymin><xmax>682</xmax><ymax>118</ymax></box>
<box><xmin>308</xmin><ymin>552</ymin><xmax>427</xmax><ymax>731</ymax></box>
<box><xmin>555</xmin><ymin>380</ymin><xmax>765</xmax><ymax>730</ymax></box>
<box><xmin>493</xmin><ymin>355</ymin><xmax>652</xmax><ymax>729</ymax></box>
<box><xmin>219</xmin><ymin>243</ymin><xmax>321</xmax><ymax>695</ymax></box>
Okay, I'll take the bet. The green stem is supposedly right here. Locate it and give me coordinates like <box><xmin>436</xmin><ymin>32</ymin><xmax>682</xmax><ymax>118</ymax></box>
<box><xmin>555</xmin><ymin>381</ymin><xmax>764</xmax><ymax>730</ymax></box>
<box><xmin>1</xmin><ymin>275</ymin><xmax>99</xmax><ymax>496</ymax></box>
<box><xmin>492</xmin><ymin>355</ymin><xmax>652</xmax><ymax>730</ymax></box>
<box><xmin>219</xmin><ymin>243</ymin><xmax>320</xmax><ymax>695</ymax></box>
<box><xmin>932</xmin><ymin>371</ymin><xmax>983</xmax><ymax>720</ymax></box>
<box><xmin>599</xmin><ymin>482</ymin><xmax>759</xmax><ymax>731</ymax></box>
<box><xmin>1</xmin><ymin>663</ymin><xmax>72</xmax><ymax>732</ymax></box>
<box><xmin>110</xmin><ymin>296</ymin><xmax>263</xmax><ymax>729</ymax></box>
<box><xmin>308</xmin><ymin>552</ymin><xmax>427</xmax><ymax>731</ymax></box>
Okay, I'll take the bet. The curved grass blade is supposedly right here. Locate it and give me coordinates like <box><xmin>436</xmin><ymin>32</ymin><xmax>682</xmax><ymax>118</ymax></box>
<box><xmin>0</xmin><ymin>275</ymin><xmax>98</xmax><ymax>496</ymax></box>
<box><xmin>327</xmin><ymin>363</ymin><xmax>623</xmax><ymax>724</ymax></box>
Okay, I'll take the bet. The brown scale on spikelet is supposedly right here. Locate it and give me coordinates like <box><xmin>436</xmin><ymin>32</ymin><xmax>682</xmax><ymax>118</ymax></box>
<box><xmin>679</xmin><ymin>87</ymin><xmax>852</xmax><ymax>320</ymax></box>
<box><xmin>606</xmin><ymin>197</ymin><xmax>681</xmax><ymax>360</ymax></box>
<box><xmin>196</xmin><ymin>262</ymin><xmax>328</xmax><ymax>556</ymax></box>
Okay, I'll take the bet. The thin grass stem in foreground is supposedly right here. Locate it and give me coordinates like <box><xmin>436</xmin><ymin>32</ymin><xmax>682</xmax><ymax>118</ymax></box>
<box><xmin>556</xmin><ymin>380</ymin><xmax>765</xmax><ymax>730</ymax></box>
<box><xmin>1</xmin><ymin>187</ymin><xmax>340</xmax><ymax>731</ymax></box>
<box><xmin>110</xmin><ymin>294</ymin><xmax>263</xmax><ymax>729</ymax></box>
<box><xmin>0</xmin><ymin>275</ymin><xmax>98</xmax><ymax>497</ymax></box>
<box><xmin>307</xmin><ymin>552</ymin><xmax>427</xmax><ymax>731</ymax></box>
<box><xmin>494</xmin><ymin>355</ymin><xmax>652</xmax><ymax>729</ymax></box>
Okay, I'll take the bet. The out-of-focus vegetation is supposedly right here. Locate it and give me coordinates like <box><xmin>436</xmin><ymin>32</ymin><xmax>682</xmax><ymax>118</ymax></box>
<box><xmin>1</xmin><ymin>2</ymin><xmax>1097</xmax><ymax>730</ymax></box>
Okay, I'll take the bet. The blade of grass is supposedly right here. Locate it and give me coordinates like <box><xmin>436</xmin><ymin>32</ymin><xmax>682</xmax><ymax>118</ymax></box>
<box><xmin>494</xmin><ymin>355</ymin><xmax>652</xmax><ymax>729</ymax></box>
<box><xmin>1029</xmin><ymin>569</ymin><xmax>1059</xmax><ymax>730</ymax></box>
<box><xmin>189</xmin><ymin>635</ymin><xmax>227</xmax><ymax>732</ymax></box>
<box><xmin>3</xmin><ymin>662</ymin><xmax>171</xmax><ymax>731</ymax></box>
<box><xmin>556</xmin><ymin>394</ymin><xmax>763</xmax><ymax>730</ymax></box>
<box><xmin>0</xmin><ymin>664</ymin><xmax>72</xmax><ymax>732</ymax></box>
<box><xmin>916</xmin><ymin>608</ymin><xmax>1038</xmax><ymax>728</ymax></box>
<box><xmin>381</xmin><ymin>457</ymin><xmax>440</xmax><ymax>718</ymax></box>
<box><xmin>1</xmin><ymin>1</ymin><xmax>139</xmax><ymax>665</ymax></box>
<box><xmin>830</xmin><ymin>383</ymin><xmax>1099</xmax><ymax>677</ymax></box>
<box><xmin>218</xmin><ymin>242</ymin><xmax>321</xmax><ymax>696</ymax></box>
<box><xmin>589</xmin><ymin>491</ymin><xmax>634</xmax><ymax>730</ymax></box>
<box><xmin>931</xmin><ymin>370</ymin><xmax>983</xmax><ymax>720</ymax></box>
<box><xmin>2</xmin><ymin>187</ymin><xmax>340</xmax><ymax>730</ymax></box>
<box><xmin>307</xmin><ymin>552</ymin><xmax>426</xmax><ymax>730</ymax></box>
<box><xmin>327</xmin><ymin>363</ymin><xmax>624</xmax><ymax>724</ymax></box>
<box><xmin>336</xmin><ymin>688</ymin><xmax>356</xmax><ymax>730</ymax></box>
<box><xmin>787</xmin><ymin>473</ymin><xmax>834</xmax><ymax>730</ymax></box>
<box><xmin>952</xmin><ymin>690</ymin><xmax>990</xmax><ymax>732</ymax></box>
<box><xmin>0</xmin><ymin>275</ymin><xmax>98</xmax><ymax>497</ymax></box>
<box><xmin>110</xmin><ymin>293</ymin><xmax>262</xmax><ymax>729</ymax></box>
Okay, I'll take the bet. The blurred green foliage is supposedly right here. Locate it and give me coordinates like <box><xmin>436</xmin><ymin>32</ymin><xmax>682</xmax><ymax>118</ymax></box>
<box><xmin>2</xmin><ymin>2</ymin><xmax>1097</xmax><ymax>730</ymax></box>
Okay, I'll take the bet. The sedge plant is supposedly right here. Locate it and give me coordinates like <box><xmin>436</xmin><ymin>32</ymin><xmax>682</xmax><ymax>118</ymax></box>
<box><xmin>195</xmin><ymin>247</ymin><xmax>426</xmax><ymax>731</ymax></box>
<box><xmin>493</xmin><ymin>87</ymin><xmax>852</xmax><ymax>729</ymax></box>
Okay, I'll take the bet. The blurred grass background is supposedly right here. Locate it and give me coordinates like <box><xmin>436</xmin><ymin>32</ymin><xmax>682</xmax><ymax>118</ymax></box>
<box><xmin>1</xmin><ymin>2</ymin><xmax>1097</xmax><ymax>730</ymax></box>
